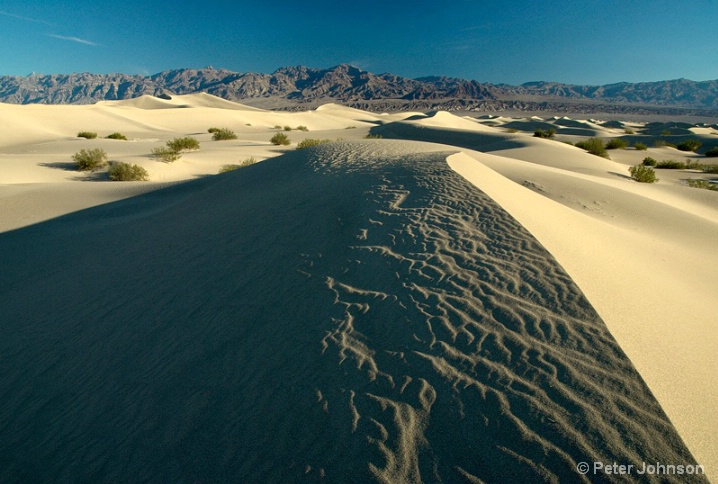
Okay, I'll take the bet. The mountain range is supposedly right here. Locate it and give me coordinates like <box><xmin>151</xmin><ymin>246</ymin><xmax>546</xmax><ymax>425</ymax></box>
<box><xmin>1</xmin><ymin>64</ymin><xmax>717</xmax><ymax>115</ymax></box>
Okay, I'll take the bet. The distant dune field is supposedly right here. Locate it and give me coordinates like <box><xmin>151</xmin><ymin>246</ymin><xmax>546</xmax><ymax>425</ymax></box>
<box><xmin>0</xmin><ymin>96</ymin><xmax>715</xmax><ymax>483</ymax></box>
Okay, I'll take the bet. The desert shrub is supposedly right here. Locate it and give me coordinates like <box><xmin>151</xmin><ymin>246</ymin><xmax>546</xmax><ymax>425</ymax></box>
<box><xmin>270</xmin><ymin>133</ymin><xmax>291</xmax><ymax>145</ymax></box>
<box><xmin>108</xmin><ymin>162</ymin><xmax>149</xmax><ymax>181</ymax></box>
<box><xmin>150</xmin><ymin>137</ymin><xmax>199</xmax><ymax>163</ymax></box>
<box><xmin>167</xmin><ymin>137</ymin><xmax>200</xmax><ymax>152</ymax></box>
<box><xmin>151</xmin><ymin>147</ymin><xmax>182</xmax><ymax>163</ymax></box>
<box><xmin>364</xmin><ymin>133</ymin><xmax>383</xmax><ymax>139</ymax></box>
<box><xmin>706</xmin><ymin>147</ymin><xmax>718</xmax><ymax>157</ymax></box>
<box><xmin>685</xmin><ymin>179</ymin><xmax>718</xmax><ymax>191</ymax></box>
<box><xmin>212</xmin><ymin>128</ymin><xmax>238</xmax><ymax>141</ymax></box>
<box><xmin>624</xmin><ymin>128</ymin><xmax>635</xmax><ymax>134</ymax></box>
<box><xmin>296</xmin><ymin>125</ymin><xmax>309</xmax><ymax>132</ymax></box>
<box><xmin>562</xmin><ymin>141</ymin><xmax>574</xmax><ymax>146</ymax></box>
<box><xmin>661</xmin><ymin>130</ymin><xmax>671</xmax><ymax>136</ymax></box>
<box><xmin>633</xmin><ymin>142</ymin><xmax>648</xmax><ymax>151</ymax></box>
<box><xmin>345</xmin><ymin>126</ymin><xmax>357</xmax><ymax>129</ymax></box>
<box><xmin>656</xmin><ymin>160</ymin><xmax>686</xmax><ymax>169</ymax></box>
<box><xmin>575</xmin><ymin>138</ymin><xmax>609</xmax><ymax>158</ymax></box>
<box><xmin>283</xmin><ymin>125</ymin><xmax>292</xmax><ymax>131</ymax></box>
<box><xmin>642</xmin><ymin>157</ymin><xmax>657</xmax><ymax>166</ymax></box>
<box><xmin>72</xmin><ymin>148</ymin><xmax>108</xmax><ymax>171</ymax></box>
<box><xmin>677</xmin><ymin>139</ymin><xmax>702</xmax><ymax>152</ymax></box>
<box><xmin>296</xmin><ymin>139</ymin><xmax>332</xmax><ymax>150</ymax></box>
<box><xmin>219</xmin><ymin>164</ymin><xmax>241</xmax><ymax>173</ymax></box>
<box><xmin>653</xmin><ymin>139</ymin><xmax>667</xmax><ymax>147</ymax></box>
<box><xmin>106</xmin><ymin>132</ymin><xmax>127</xmax><ymax>140</ymax></box>
<box><xmin>683</xmin><ymin>160</ymin><xmax>718</xmax><ymax>174</ymax></box>
<box><xmin>208</xmin><ymin>127</ymin><xmax>220</xmax><ymax>133</ymax></box>
<box><xmin>605</xmin><ymin>138</ymin><xmax>628</xmax><ymax>150</ymax></box>
<box><xmin>533</xmin><ymin>128</ymin><xmax>556</xmax><ymax>139</ymax></box>
<box><xmin>629</xmin><ymin>164</ymin><xmax>658</xmax><ymax>183</ymax></box>
<box><xmin>77</xmin><ymin>131</ymin><xmax>97</xmax><ymax>139</ymax></box>
<box><xmin>219</xmin><ymin>157</ymin><xmax>257</xmax><ymax>173</ymax></box>
<box><xmin>507</xmin><ymin>128</ymin><xmax>518</xmax><ymax>133</ymax></box>
<box><xmin>273</xmin><ymin>125</ymin><xmax>282</xmax><ymax>129</ymax></box>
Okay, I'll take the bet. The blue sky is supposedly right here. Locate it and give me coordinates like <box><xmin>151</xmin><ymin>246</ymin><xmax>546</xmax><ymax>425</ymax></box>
<box><xmin>1</xmin><ymin>0</ymin><xmax>716</xmax><ymax>85</ymax></box>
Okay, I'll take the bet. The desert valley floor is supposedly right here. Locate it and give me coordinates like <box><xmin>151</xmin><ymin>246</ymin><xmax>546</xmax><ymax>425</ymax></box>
<box><xmin>0</xmin><ymin>94</ymin><xmax>716</xmax><ymax>483</ymax></box>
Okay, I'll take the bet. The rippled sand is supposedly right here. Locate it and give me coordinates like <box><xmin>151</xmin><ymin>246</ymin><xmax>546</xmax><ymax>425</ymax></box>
<box><xmin>0</xmin><ymin>140</ymin><xmax>706</xmax><ymax>482</ymax></box>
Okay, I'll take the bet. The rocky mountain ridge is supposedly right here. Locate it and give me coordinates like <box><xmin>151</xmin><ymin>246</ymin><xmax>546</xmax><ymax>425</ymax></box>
<box><xmin>1</xmin><ymin>64</ymin><xmax>716</xmax><ymax>115</ymax></box>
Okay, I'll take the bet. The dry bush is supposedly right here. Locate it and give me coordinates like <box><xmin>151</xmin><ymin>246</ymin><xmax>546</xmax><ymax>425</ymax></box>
<box><xmin>72</xmin><ymin>148</ymin><xmax>108</xmax><ymax>171</ymax></box>
<box><xmin>296</xmin><ymin>139</ymin><xmax>332</xmax><ymax>150</ymax></box>
<box><xmin>108</xmin><ymin>162</ymin><xmax>149</xmax><ymax>181</ymax></box>
<box><xmin>151</xmin><ymin>147</ymin><xmax>182</xmax><ymax>163</ymax></box>
<box><xmin>629</xmin><ymin>164</ymin><xmax>658</xmax><ymax>183</ymax></box>
<box><xmin>270</xmin><ymin>133</ymin><xmax>291</xmax><ymax>145</ymax></box>
<box><xmin>212</xmin><ymin>128</ymin><xmax>238</xmax><ymax>141</ymax></box>
<box><xmin>106</xmin><ymin>132</ymin><xmax>127</xmax><ymax>140</ymax></box>
<box><xmin>575</xmin><ymin>138</ymin><xmax>609</xmax><ymax>158</ymax></box>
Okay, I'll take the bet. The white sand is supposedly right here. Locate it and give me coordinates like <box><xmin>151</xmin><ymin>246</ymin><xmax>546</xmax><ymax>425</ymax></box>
<box><xmin>0</xmin><ymin>95</ymin><xmax>402</xmax><ymax>228</ymax></box>
<box><xmin>448</xmin><ymin>151</ymin><xmax>718</xmax><ymax>477</ymax></box>
<box><xmin>371</xmin><ymin>111</ymin><xmax>718</xmax><ymax>477</ymax></box>
<box><xmin>0</xmin><ymin>97</ymin><xmax>714</xmax><ymax>482</ymax></box>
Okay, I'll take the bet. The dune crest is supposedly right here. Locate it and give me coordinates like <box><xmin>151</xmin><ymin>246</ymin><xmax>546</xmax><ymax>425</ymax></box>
<box><xmin>0</xmin><ymin>140</ymin><xmax>705</xmax><ymax>482</ymax></box>
<box><xmin>98</xmin><ymin>93</ymin><xmax>267</xmax><ymax>111</ymax></box>
<box><xmin>448</xmin><ymin>150</ymin><xmax>718</xmax><ymax>479</ymax></box>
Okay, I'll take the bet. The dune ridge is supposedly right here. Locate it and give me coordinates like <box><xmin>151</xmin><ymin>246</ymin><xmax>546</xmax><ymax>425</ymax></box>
<box><xmin>97</xmin><ymin>93</ymin><xmax>268</xmax><ymax>111</ymax></box>
<box><xmin>366</xmin><ymin>111</ymin><xmax>718</xmax><ymax>476</ymax></box>
<box><xmin>0</xmin><ymin>140</ymin><xmax>706</xmax><ymax>483</ymax></box>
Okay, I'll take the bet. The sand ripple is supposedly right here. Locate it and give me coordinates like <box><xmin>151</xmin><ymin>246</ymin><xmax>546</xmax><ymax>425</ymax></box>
<box><xmin>0</xmin><ymin>140</ymin><xmax>704</xmax><ymax>483</ymax></box>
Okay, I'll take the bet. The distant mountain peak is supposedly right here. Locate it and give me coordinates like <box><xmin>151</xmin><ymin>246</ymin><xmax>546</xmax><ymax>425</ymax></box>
<box><xmin>0</xmin><ymin>66</ymin><xmax>716</xmax><ymax>113</ymax></box>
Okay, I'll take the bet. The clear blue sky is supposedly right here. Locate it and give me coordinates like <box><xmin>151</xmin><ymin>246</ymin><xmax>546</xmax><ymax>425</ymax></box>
<box><xmin>1</xmin><ymin>0</ymin><xmax>716</xmax><ymax>85</ymax></box>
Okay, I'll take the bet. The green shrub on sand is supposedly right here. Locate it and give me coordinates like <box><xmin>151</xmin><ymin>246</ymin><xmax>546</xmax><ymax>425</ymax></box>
<box><xmin>629</xmin><ymin>164</ymin><xmax>658</xmax><ymax>183</ymax></box>
<box><xmin>108</xmin><ymin>162</ymin><xmax>149</xmax><ymax>181</ymax></box>
<box><xmin>72</xmin><ymin>148</ymin><xmax>108</xmax><ymax>171</ymax></box>
<box><xmin>270</xmin><ymin>133</ymin><xmax>291</xmax><ymax>146</ymax></box>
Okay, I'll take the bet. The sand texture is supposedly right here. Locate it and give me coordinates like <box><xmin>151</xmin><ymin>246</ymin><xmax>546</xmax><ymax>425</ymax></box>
<box><xmin>1</xmin><ymin>97</ymin><xmax>716</xmax><ymax>482</ymax></box>
<box><xmin>372</xmin><ymin>113</ymin><xmax>718</xmax><ymax>477</ymax></box>
<box><xmin>0</xmin><ymin>139</ymin><xmax>708</xmax><ymax>483</ymax></box>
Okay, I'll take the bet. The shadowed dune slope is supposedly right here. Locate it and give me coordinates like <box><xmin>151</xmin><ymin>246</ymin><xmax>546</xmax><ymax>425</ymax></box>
<box><xmin>0</xmin><ymin>140</ymin><xmax>704</xmax><ymax>483</ymax></box>
<box><xmin>372</xmin><ymin>119</ymin><xmax>623</xmax><ymax>175</ymax></box>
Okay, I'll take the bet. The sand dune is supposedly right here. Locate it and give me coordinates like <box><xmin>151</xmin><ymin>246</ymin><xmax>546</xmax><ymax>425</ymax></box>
<box><xmin>551</xmin><ymin>117</ymin><xmax>606</xmax><ymax>131</ymax></box>
<box><xmin>373</xmin><ymin>117</ymin><xmax>624</xmax><ymax>174</ymax></box>
<box><xmin>449</xmin><ymin>150</ymin><xmax>718</xmax><ymax>478</ymax></box>
<box><xmin>0</xmin><ymin>96</ymin><xmax>394</xmax><ymax>187</ymax></box>
<box><xmin>0</xmin><ymin>102</ymin><xmax>715</xmax><ymax>482</ymax></box>
<box><xmin>0</xmin><ymin>140</ymin><xmax>706</xmax><ymax>483</ymax></box>
<box><xmin>372</xmin><ymin>111</ymin><xmax>718</xmax><ymax>477</ymax></box>
<box><xmin>98</xmin><ymin>93</ymin><xmax>268</xmax><ymax>111</ymax></box>
<box><xmin>0</xmin><ymin>95</ymin><xmax>391</xmax><ymax>152</ymax></box>
<box><xmin>404</xmin><ymin>111</ymin><xmax>501</xmax><ymax>132</ymax></box>
<box><xmin>97</xmin><ymin>94</ymin><xmax>181</xmax><ymax>110</ymax></box>
<box><xmin>476</xmin><ymin>115</ymin><xmax>638</xmax><ymax>138</ymax></box>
